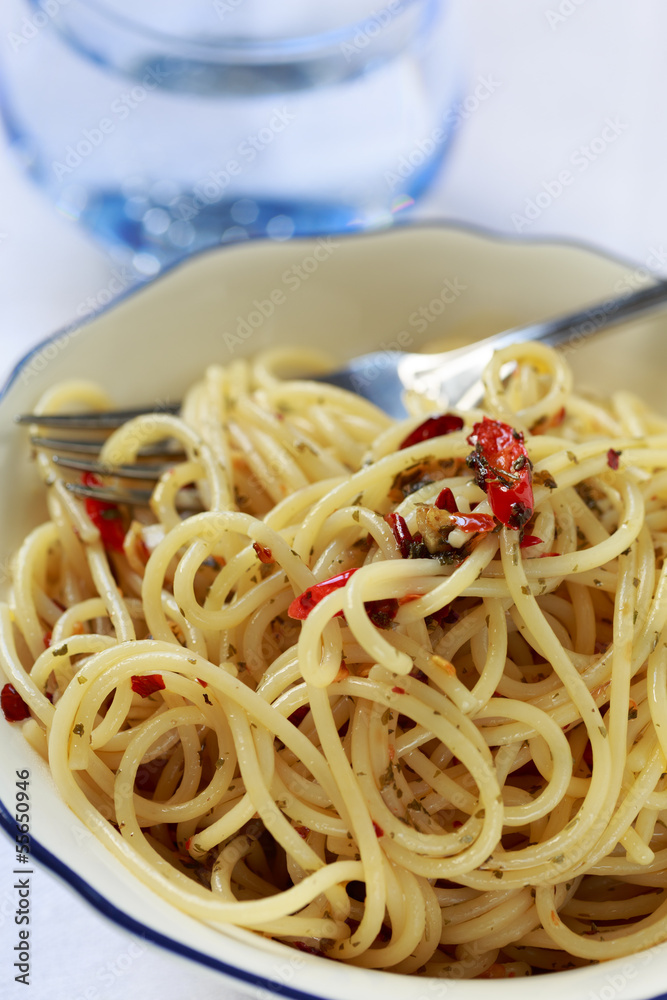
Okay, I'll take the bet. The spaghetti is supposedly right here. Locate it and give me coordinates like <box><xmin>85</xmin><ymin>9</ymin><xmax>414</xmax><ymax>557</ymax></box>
<box><xmin>4</xmin><ymin>341</ymin><xmax>667</xmax><ymax>977</ymax></box>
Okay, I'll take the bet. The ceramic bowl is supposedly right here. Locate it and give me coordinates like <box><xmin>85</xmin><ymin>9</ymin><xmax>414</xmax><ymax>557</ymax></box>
<box><xmin>1</xmin><ymin>224</ymin><xmax>666</xmax><ymax>1000</ymax></box>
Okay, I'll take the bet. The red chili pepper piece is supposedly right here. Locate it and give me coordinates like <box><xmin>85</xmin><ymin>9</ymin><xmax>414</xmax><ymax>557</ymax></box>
<box><xmin>131</xmin><ymin>674</ymin><xmax>166</xmax><ymax>698</ymax></box>
<box><xmin>448</xmin><ymin>511</ymin><xmax>496</xmax><ymax>533</ymax></box>
<box><xmin>399</xmin><ymin>413</ymin><xmax>464</xmax><ymax>450</ymax></box>
<box><xmin>427</xmin><ymin>604</ymin><xmax>458</xmax><ymax>627</ymax></box>
<box><xmin>288</xmin><ymin>569</ymin><xmax>398</xmax><ymax>629</ymax></box>
<box><xmin>372</xmin><ymin>820</ymin><xmax>384</xmax><ymax>837</ymax></box>
<box><xmin>392</xmin><ymin>685</ymin><xmax>405</xmax><ymax>694</ymax></box>
<box><xmin>520</xmin><ymin>534</ymin><xmax>543</xmax><ymax>549</ymax></box>
<box><xmin>196</xmin><ymin>677</ymin><xmax>208</xmax><ymax>687</ymax></box>
<box><xmin>399</xmin><ymin>593</ymin><xmax>424</xmax><ymax>605</ymax></box>
<box><xmin>435</xmin><ymin>487</ymin><xmax>457</xmax><ymax>512</ymax></box>
<box><xmin>43</xmin><ymin>630</ymin><xmax>52</xmax><ymax>648</ymax></box>
<box><xmin>252</xmin><ymin>542</ymin><xmax>273</xmax><ymax>564</ymax></box>
<box><xmin>288</xmin><ymin>569</ymin><xmax>358</xmax><ymax>620</ymax></box>
<box><xmin>293</xmin><ymin>942</ymin><xmax>323</xmax><ymax>957</ymax></box>
<box><xmin>366</xmin><ymin>598</ymin><xmax>399</xmax><ymax>629</ymax></box>
<box><xmin>532</xmin><ymin>406</ymin><xmax>566</xmax><ymax>435</ymax></box>
<box><xmin>384</xmin><ymin>512</ymin><xmax>413</xmax><ymax>558</ymax></box>
<box><xmin>1</xmin><ymin>683</ymin><xmax>30</xmax><ymax>722</ymax></box>
<box><xmin>466</xmin><ymin>418</ymin><xmax>534</xmax><ymax>530</ymax></box>
<box><xmin>434</xmin><ymin>487</ymin><xmax>495</xmax><ymax>534</ymax></box>
<box><xmin>607</xmin><ymin>448</ymin><xmax>621</xmax><ymax>470</ymax></box>
<box><xmin>583</xmin><ymin>741</ymin><xmax>593</xmax><ymax>769</ymax></box>
<box><xmin>81</xmin><ymin>472</ymin><xmax>126</xmax><ymax>552</ymax></box>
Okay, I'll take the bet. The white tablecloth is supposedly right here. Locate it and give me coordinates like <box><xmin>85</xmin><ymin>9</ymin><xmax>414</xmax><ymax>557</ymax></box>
<box><xmin>2</xmin><ymin>2</ymin><xmax>667</xmax><ymax>997</ymax></box>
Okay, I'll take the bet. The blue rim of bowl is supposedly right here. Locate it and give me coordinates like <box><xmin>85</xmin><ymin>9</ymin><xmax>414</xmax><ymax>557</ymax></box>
<box><xmin>0</xmin><ymin>799</ymin><xmax>318</xmax><ymax>999</ymax></box>
<box><xmin>0</xmin><ymin>220</ymin><xmax>656</xmax><ymax>997</ymax></box>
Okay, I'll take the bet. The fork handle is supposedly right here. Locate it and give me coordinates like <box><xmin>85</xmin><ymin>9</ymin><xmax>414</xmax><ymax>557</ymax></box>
<box><xmin>490</xmin><ymin>276</ymin><xmax>667</xmax><ymax>354</ymax></box>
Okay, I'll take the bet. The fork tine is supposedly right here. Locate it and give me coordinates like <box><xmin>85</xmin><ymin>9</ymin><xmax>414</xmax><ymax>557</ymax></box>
<box><xmin>15</xmin><ymin>403</ymin><xmax>180</xmax><ymax>429</ymax></box>
<box><xmin>65</xmin><ymin>481</ymin><xmax>154</xmax><ymax>504</ymax></box>
<box><xmin>64</xmin><ymin>481</ymin><xmax>202</xmax><ymax>511</ymax></box>
<box><xmin>30</xmin><ymin>435</ymin><xmax>186</xmax><ymax>458</ymax></box>
<box><xmin>52</xmin><ymin>455</ymin><xmax>171</xmax><ymax>480</ymax></box>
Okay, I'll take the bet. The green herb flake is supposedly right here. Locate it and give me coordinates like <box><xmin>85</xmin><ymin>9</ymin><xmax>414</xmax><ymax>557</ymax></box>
<box><xmin>379</xmin><ymin>762</ymin><xmax>394</xmax><ymax>789</ymax></box>
<box><xmin>407</xmin><ymin>798</ymin><xmax>427</xmax><ymax>813</ymax></box>
<box><xmin>72</xmin><ymin>723</ymin><xmax>84</xmax><ymax>736</ymax></box>
<box><xmin>53</xmin><ymin>643</ymin><xmax>68</xmax><ymax>657</ymax></box>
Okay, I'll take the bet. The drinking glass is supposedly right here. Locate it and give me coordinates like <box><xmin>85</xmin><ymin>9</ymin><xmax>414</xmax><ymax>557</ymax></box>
<box><xmin>0</xmin><ymin>0</ymin><xmax>464</xmax><ymax>272</ymax></box>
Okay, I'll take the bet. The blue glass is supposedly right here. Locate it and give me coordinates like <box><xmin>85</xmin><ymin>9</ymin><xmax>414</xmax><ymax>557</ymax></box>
<box><xmin>0</xmin><ymin>0</ymin><xmax>463</xmax><ymax>272</ymax></box>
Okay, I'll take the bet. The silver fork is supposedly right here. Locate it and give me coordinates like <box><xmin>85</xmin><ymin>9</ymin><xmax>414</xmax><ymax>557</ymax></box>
<box><xmin>321</xmin><ymin>276</ymin><xmax>667</xmax><ymax>415</ymax></box>
<box><xmin>16</xmin><ymin>276</ymin><xmax>667</xmax><ymax>506</ymax></box>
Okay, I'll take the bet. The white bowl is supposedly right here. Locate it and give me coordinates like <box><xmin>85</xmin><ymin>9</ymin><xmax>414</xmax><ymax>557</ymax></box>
<box><xmin>1</xmin><ymin>225</ymin><xmax>666</xmax><ymax>1000</ymax></box>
